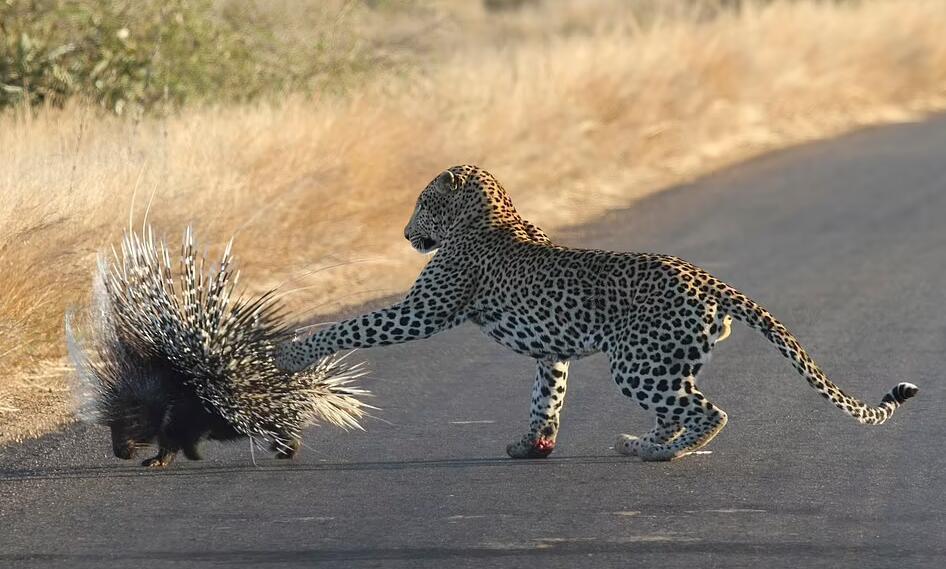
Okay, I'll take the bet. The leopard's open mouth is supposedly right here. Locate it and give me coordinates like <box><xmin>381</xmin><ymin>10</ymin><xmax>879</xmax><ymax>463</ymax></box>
<box><xmin>409</xmin><ymin>235</ymin><xmax>439</xmax><ymax>253</ymax></box>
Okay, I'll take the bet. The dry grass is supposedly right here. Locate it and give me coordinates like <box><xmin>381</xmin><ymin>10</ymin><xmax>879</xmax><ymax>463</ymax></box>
<box><xmin>2</xmin><ymin>0</ymin><xmax>946</xmax><ymax>443</ymax></box>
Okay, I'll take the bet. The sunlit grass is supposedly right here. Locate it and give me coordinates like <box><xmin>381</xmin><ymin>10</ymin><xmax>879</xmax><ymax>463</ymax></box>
<box><xmin>1</xmin><ymin>0</ymin><xmax>945</xmax><ymax>442</ymax></box>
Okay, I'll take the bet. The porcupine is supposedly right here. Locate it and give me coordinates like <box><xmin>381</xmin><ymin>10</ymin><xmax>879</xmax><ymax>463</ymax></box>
<box><xmin>65</xmin><ymin>225</ymin><xmax>370</xmax><ymax>468</ymax></box>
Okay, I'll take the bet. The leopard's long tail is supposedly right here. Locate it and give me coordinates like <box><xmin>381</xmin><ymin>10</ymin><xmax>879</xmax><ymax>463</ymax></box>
<box><xmin>715</xmin><ymin>286</ymin><xmax>917</xmax><ymax>425</ymax></box>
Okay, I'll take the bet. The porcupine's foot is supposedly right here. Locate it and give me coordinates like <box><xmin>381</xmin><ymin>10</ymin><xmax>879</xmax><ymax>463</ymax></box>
<box><xmin>271</xmin><ymin>438</ymin><xmax>301</xmax><ymax>459</ymax></box>
<box><xmin>182</xmin><ymin>441</ymin><xmax>203</xmax><ymax>461</ymax></box>
<box><xmin>506</xmin><ymin>433</ymin><xmax>556</xmax><ymax>459</ymax></box>
<box><xmin>142</xmin><ymin>448</ymin><xmax>177</xmax><ymax>468</ymax></box>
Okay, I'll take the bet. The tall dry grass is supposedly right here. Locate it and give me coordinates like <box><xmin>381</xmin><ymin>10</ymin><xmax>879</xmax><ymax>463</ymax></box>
<box><xmin>2</xmin><ymin>0</ymin><xmax>946</xmax><ymax>442</ymax></box>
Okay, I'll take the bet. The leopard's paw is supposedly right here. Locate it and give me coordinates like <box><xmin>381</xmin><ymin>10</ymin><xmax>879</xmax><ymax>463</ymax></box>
<box><xmin>637</xmin><ymin>442</ymin><xmax>685</xmax><ymax>462</ymax></box>
<box><xmin>506</xmin><ymin>435</ymin><xmax>555</xmax><ymax>459</ymax></box>
<box><xmin>614</xmin><ymin>434</ymin><xmax>641</xmax><ymax>457</ymax></box>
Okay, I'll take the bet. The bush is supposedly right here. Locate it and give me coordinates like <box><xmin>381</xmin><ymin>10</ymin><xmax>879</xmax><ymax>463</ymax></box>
<box><xmin>0</xmin><ymin>0</ymin><xmax>367</xmax><ymax>114</ymax></box>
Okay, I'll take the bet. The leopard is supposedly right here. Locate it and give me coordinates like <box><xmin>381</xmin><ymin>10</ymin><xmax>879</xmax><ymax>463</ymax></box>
<box><xmin>275</xmin><ymin>164</ymin><xmax>918</xmax><ymax>461</ymax></box>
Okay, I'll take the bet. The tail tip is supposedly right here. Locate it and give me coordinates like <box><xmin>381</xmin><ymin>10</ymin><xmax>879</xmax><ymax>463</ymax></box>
<box><xmin>892</xmin><ymin>382</ymin><xmax>919</xmax><ymax>404</ymax></box>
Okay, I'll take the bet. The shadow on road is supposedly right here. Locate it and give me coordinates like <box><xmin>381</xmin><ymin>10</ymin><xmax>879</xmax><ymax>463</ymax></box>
<box><xmin>3</xmin><ymin>540</ymin><xmax>942</xmax><ymax>565</ymax></box>
<box><xmin>0</xmin><ymin>454</ymin><xmax>640</xmax><ymax>482</ymax></box>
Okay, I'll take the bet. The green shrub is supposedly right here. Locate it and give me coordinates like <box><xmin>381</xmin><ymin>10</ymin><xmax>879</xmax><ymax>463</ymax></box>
<box><xmin>0</xmin><ymin>0</ymin><xmax>368</xmax><ymax>114</ymax></box>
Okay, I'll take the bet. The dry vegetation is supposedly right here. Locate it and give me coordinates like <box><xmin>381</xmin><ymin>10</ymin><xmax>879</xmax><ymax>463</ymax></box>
<box><xmin>2</xmin><ymin>0</ymin><xmax>946</xmax><ymax>442</ymax></box>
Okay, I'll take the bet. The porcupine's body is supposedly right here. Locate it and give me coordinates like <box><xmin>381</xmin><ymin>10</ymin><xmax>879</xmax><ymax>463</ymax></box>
<box><xmin>103</xmin><ymin>358</ymin><xmax>247</xmax><ymax>467</ymax></box>
<box><xmin>66</xmin><ymin>226</ymin><xmax>369</xmax><ymax>467</ymax></box>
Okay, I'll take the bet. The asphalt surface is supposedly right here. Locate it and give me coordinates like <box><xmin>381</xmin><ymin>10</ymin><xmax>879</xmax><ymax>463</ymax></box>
<box><xmin>3</xmin><ymin>116</ymin><xmax>946</xmax><ymax>568</ymax></box>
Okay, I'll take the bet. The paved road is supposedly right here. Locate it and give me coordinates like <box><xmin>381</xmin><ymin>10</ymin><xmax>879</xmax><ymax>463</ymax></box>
<box><xmin>3</xmin><ymin>117</ymin><xmax>946</xmax><ymax>568</ymax></box>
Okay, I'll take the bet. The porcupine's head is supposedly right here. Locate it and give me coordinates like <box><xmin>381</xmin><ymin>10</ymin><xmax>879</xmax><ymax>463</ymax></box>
<box><xmin>106</xmin><ymin>392</ymin><xmax>163</xmax><ymax>459</ymax></box>
<box><xmin>66</xmin><ymin>273</ymin><xmax>173</xmax><ymax>460</ymax></box>
<box><xmin>104</xmin><ymin>363</ymin><xmax>183</xmax><ymax>459</ymax></box>
<box><xmin>109</xmin><ymin>418</ymin><xmax>154</xmax><ymax>460</ymax></box>
<box><xmin>65</xmin><ymin>347</ymin><xmax>171</xmax><ymax>459</ymax></box>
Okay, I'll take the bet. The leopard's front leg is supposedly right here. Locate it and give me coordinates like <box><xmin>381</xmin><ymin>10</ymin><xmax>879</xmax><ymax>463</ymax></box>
<box><xmin>277</xmin><ymin>302</ymin><xmax>470</xmax><ymax>371</ymax></box>
<box><xmin>276</xmin><ymin>254</ymin><xmax>474</xmax><ymax>372</ymax></box>
<box><xmin>507</xmin><ymin>359</ymin><xmax>569</xmax><ymax>459</ymax></box>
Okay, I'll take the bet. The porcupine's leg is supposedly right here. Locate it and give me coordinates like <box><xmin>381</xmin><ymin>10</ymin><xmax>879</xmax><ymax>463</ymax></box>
<box><xmin>142</xmin><ymin>442</ymin><xmax>179</xmax><ymax>467</ymax></box>
<box><xmin>271</xmin><ymin>436</ymin><xmax>301</xmax><ymax>459</ymax></box>
<box><xmin>181</xmin><ymin>440</ymin><xmax>203</xmax><ymax>461</ymax></box>
<box><xmin>140</xmin><ymin>409</ymin><xmax>183</xmax><ymax>467</ymax></box>
<box><xmin>149</xmin><ymin>398</ymin><xmax>210</xmax><ymax>465</ymax></box>
<box><xmin>142</xmin><ymin>424</ymin><xmax>196</xmax><ymax>467</ymax></box>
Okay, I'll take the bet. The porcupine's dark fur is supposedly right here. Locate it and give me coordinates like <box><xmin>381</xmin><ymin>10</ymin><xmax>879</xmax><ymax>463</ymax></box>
<box><xmin>66</xmin><ymin>226</ymin><xmax>369</xmax><ymax>468</ymax></box>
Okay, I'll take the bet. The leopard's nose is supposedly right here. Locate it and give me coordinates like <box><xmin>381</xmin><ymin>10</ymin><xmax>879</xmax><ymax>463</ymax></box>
<box><xmin>404</xmin><ymin>229</ymin><xmax>411</xmax><ymax>241</ymax></box>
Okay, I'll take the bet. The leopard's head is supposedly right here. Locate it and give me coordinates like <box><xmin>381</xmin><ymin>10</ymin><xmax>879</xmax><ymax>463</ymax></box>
<box><xmin>404</xmin><ymin>165</ymin><xmax>517</xmax><ymax>253</ymax></box>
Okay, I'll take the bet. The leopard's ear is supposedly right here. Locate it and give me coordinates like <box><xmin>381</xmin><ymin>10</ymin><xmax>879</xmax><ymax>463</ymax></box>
<box><xmin>433</xmin><ymin>169</ymin><xmax>461</xmax><ymax>193</ymax></box>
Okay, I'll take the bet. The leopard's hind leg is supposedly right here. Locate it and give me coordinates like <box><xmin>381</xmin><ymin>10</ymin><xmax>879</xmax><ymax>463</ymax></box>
<box><xmin>615</xmin><ymin>418</ymin><xmax>683</xmax><ymax>457</ymax></box>
<box><xmin>637</xmin><ymin>399</ymin><xmax>728</xmax><ymax>461</ymax></box>
<box><xmin>611</xmin><ymin>358</ymin><xmax>728</xmax><ymax>460</ymax></box>
<box><xmin>609</xmin><ymin>314</ymin><xmax>729</xmax><ymax>461</ymax></box>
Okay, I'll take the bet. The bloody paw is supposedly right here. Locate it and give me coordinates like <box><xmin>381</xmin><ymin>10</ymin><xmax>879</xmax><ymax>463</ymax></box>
<box><xmin>507</xmin><ymin>436</ymin><xmax>556</xmax><ymax>459</ymax></box>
